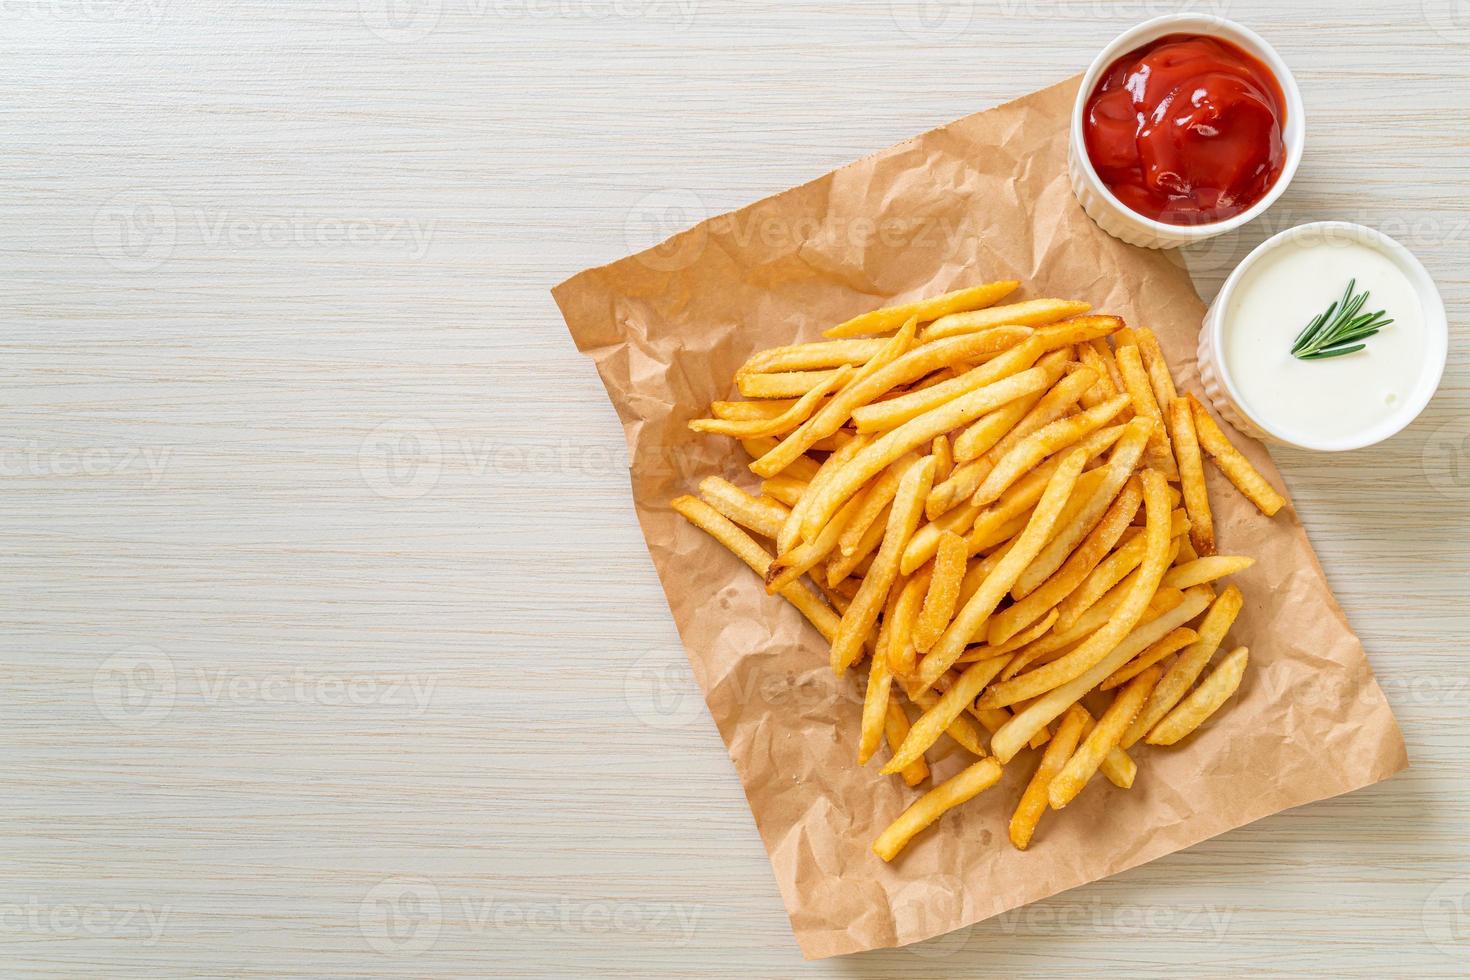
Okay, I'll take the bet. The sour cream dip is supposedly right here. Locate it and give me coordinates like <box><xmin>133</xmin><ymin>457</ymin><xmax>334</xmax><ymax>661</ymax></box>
<box><xmin>1197</xmin><ymin>222</ymin><xmax>1446</xmax><ymax>451</ymax></box>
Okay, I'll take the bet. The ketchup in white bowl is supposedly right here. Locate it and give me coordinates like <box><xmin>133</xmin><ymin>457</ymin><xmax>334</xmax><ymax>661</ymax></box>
<box><xmin>1197</xmin><ymin>223</ymin><xmax>1447</xmax><ymax>452</ymax></box>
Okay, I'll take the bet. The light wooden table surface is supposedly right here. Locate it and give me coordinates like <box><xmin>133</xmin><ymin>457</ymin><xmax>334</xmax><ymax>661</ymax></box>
<box><xmin>3</xmin><ymin>1</ymin><xmax>1468</xmax><ymax>976</ymax></box>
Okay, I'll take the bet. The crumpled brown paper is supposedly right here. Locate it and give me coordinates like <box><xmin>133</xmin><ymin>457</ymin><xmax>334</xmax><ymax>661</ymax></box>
<box><xmin>552</xmin><ymin>76</ymin><xmax>1408</xmax><ymax>959</ymax></box>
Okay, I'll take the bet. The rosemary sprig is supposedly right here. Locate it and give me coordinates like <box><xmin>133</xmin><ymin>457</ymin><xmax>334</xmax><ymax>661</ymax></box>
<box><xmin>1290</xmin><ymin>279</ymin><xmax>1393</xmax><ymax>361</ymax></box>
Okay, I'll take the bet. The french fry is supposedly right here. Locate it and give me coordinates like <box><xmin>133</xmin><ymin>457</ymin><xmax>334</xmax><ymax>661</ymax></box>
<box><xmin>859</xmin><ymin>596</ymin><xmax>897</xmax><ymax>765</ymax></box>
<box><xmin>798</xmin><ymin>366</ymin><xmax>1053</xmax><ymax>542</ymax></box>
<box><xmin>958</xmin><ymin>609</ymin><xmax>1058</xmax><ymax>663</ymax></box>
<box><xmin>901</xmin><ymin>500</ymin><xmax>981</xmax><ymax>575</ymax></box>
<box><xmin>1048</xmin><ymin>666</ymin><xmax>1162</xmax><ymax>809</ymax></box>
<box><xmin>1076</xmin><ymin>342</ymin><xmax>1119</xmax><ymax>403</ymax></box>
<box><xmin>671</xmin><ymin>496</ymin><xmax>840</xmax><ymax>641</ymax></box>
<box><xmin>912</xmin><ymin>531</ymin><xmax>967</xmax><ymax>653</ymax></box>
<box><xmin>886</xmin><ymin>567</ymin><xmax>932</xmax><ymax>675</ymax></box>
<box><xmin>1054</xmin><ymin>508</ymin><xmax>1188</xmax><ymax>630</ymax></box>
<box><xmin>926</xmin><ymin>461</ymin><xmax>993</xmax><ymax>520</ymax></box>
<box><xmin>1002</xmin><ymin>579</ymin><xmax>1186</xmax><ymax>681</ymax></box>
<box><xmin>1123</xmin><ymin>584</ymin><xmax>1244</xmax><ymax>748</ymax></box>
<box><xmin>829</xmin><ymin>457</ymin><xmax>936</xmax><ymax>674</ymax></box>
<box><xmin>690</xmin><ymin>365</ymin><xmax>853</xmax><ymax>438</ymax></box>
<box><xmin>872</xmin><ymin>757</ymin><xmax>1005</xmax><ymax>861</ymax></box>
<box><xmin>825</xmin><ymin>280</ymin><xmax>1020</xmax><ymax>338</ymax></box>
<box><xmin>923</xmin><ymin>298</ymin><xmax>1092</xmax><ymax>341</ymax></box>
<box><xmin>826</xmin><ymin>502</ymin><xmax>890</xmax><ymax>586</ymax></box>
<box><xmin>777</xmin><ymin>430</ymin><xmax>869</xmax><ymax>554</ymax></box>
<box><xmin>916</xmin><ymin>449</ymin><xmax>1088</xmax><ymax>692</ymax></box>
<box><xmin>1009</xmin><ymin>417</ymin><xmax>1152</xmax><ymax>600</ymax></box>
<box><xmin>1162</xmin><ymin>555</ymin><xmax>1254</xmax><ymax>591</ymax></box>
<box><xmin>739</xmin><ymin>338</ymin><xmax>889</xmax><ymax>376</ymax></box>
<box><xmin>1034</xmin><ymin>315</ymin><xmax>1126</xmax><ymax>350</ymax></box>
<box><xmin>712</xmin><ymin>398</ymin><xmax>798</xmax><ymax>421</ymax></box>
<box><xmin>950</xmin><ymin>358</ymin><xmax>1064</xmax><ymax>463</ymax></box>
<box><xmin>906</xmin><ymin>686</ymin><xmax>988</xmax><ymax>756</ymax></box>
<box><xmin>1009</xmin><ymin>705</ymin><xmax>1088</xmax><ymax>850</ymax></box>
<box><xmin>760</xmin><ymin>475</ymin><xmax>807</xmax><ymax>507</ymax></box>
<box><xmin>884</xmin><ymin>700</ymin><xmax>929</xmax><ymax>786</ymax></box>
<box><xmin>1087</xmin><ymin>338</ymin><xmax>1126</xmax><ymax>393</ymax></box>
<box><xmin>978</xmin><ymin>468</ymin><xmax>1173</xmax><ymax>709</ymax></box>
<box><xmin>883</xmin><ymin>655</ymin><xmax>1008</xmax><ymax>774</ymax></box>
<box><xmin>836</xmin><ymin>459</ymin><xmax>909</xmax><ymax>557</ymax></box>
<box><xmin>850</xmin><ymin>335</ymin><xmax>1046</xmax><ymax>432</ymax></box>
<box><xmin>737</xmin><ymin>368</ymin><xmax>847</xmax><ymax>400</ymax></box>
<box><xmin>969</xmin><ymin>353</ymin><xmax>1091</xmax><ymax>462</ymax></box>
<box><xmin>986</xmin><ymin>476</ymin><xmax>1141</xmax><ymax>645</ymax></box>
<box><xmin>969</xmin><ymin>395</ymin><xmax>1130</xmax><ymax>506</ymax></box>
<box><xmin>1169</xmin><ymin>396</ymin><xmax>1215</xmax><ymax>556</ymax></box>
<box><xmin>1134</xmin><ymin>330</ymin><xmax>1179</xmax><ymax>419</ymax></box>
<box><xmin>931</xmin><ymin>435</ymin><xmax>953</xmax><ymax>484</ymax></box>
<box><xmin>1146</xmin><ymin>646</ymin><xmax>1249</xmax><ymax>745</ymax></box>
<box><xmin>1100</xmin><ymin>626</ymin><xmax>1198</xmax><ymax>690</ymax></box>
<box><xmin>987</xmin><ymin>586</ymin><xmax>1212</xmax><ymax>763</ymax></box>
<box><xmin>1188</xmin><ymin>395</ymin><xmax>1287</xmax><ymax>517</ymax></box>
<box><xmin>1115</xmin><ymin>344</ymin><xmax>1178</xmax><ymax>480</ymax></box>
<box><xmin>698</xmin><ymin>476</ymin><xmax>791</xmax><ymax>539</ymax></box>
<box><xmin>1073</xmin><ymin>705</ymin><xmax>1138</xmax><ymax>789</ymax></box>
<box><xmin>767</xmin><ymin>488</ymin><xmax>869</xmax><ymax>593</ymax></box>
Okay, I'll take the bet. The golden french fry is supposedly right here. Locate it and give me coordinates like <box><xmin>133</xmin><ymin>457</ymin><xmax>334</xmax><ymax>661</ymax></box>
<box><xmin>750</xmin><ymin>317</ymin><xmax>922</xmax><ymax>477</ymax></box>
<box><xmin>931</xmin><ymin>435</ymin><xmax>953</xmax><ymax>484</ymax></box>
<box><xmin>1034</xmin><ymin>315</ymin><xmax>1126</xmax><ymax>350</ymax></box>
<box><xmin>923</xmin><ymin>298</ymin><xmax>1092</xmax><ymax>341</ymax></box>
<box><xmin>958</xmin><ymin>609</ymin><xmax>1058</xmax><ymax>663</ymax></box>
<box><xmin>1010</xmin><ymin>417</ymin><xmax>1152</xmax><ymax>600</ymax></box>
<box><xmin>829</xmin><ymin>457</ymin><xmax>936</xmax><ymax>674</ymax></box>
<box><xmin>1076</xmin><ymin>341</ymin><xmax>1119</xmax><ymax>402</ymax></box>
<box><xmin>1115</xmin><ymin>344</ymin><xmax>1178</xmax><ymax>480</ymax></box>
<box><xmin>1176</xmin><ymin>534</ymin><xmax>1200</xmax><ymax>564</ymax></box>
<box><xmin>1146</xmin><ymin>646</ymin><xmax>1249</xmax><ymax>745</ymax></box>
<box><xmin>886</xmin><ymin>567</ymin><xmax>932</xmax><ymax>674</ymax></box>
<box><xmin>825</xmin><ymin>280</ymin><xmax>1020</xmax><ymax>339</ymax></box>
<box><xmin>798</xmin><ymin>366</ymin><xmax>1052</xmax><ymax>542</ymax></box>
<box><xmin>740</xmin><ymin>338</ymin><xmax>889</xmax><ymax>376</ymax></box>
<box><xmin>859</xmin><ymin>602</ymin><xmax>897</xmax><ymax>765</ymax></box>
<box><xmin>970</xmin><ymin>395</ymin><xmax>1131</xmax><ymax>506</ymax></box>
<box><xmin>916</xmin><ymin>449</ymin><xmax>1088</xmax><ymax>691</ymax></box>
<box><xmin>1124</xmin><ymin>584</ymin><xmax>1244</xmax><ymax>748</ymax></box>
<box><xmin>1135</xmin><ymin>329</ymin><xmax>1179</xmax><ymax>417</ymax></box>
<box><xmin>1054</xmin><ymin>508</ymin><xmax>1187</xmax><ymax>630</ymax></box>
<box><xmin>826</xmin><ymin>502</ymin><xmax>889</xmax><ymax>586</ymax></box>
<box><xmin>1010</xmin><ymin>704</ymin><xmax>1088</xmax><ymax>850</ymax></box>
<box><xmin>979</xmin><ymin>468</ymin><xmax>1173</xmax><ymax>709</ymax></box>
<box><xmin>1169</xmin><ymin>396</ymin><xmax>1215</xmax><ymax>556</ymax></box>
<box><xmin>883</xmin><ymin>656</ymin><xmax>1008</xmax><ymax>774</ymax></box>
<box><xmin>905</xmin><ymin>686</ymin><xmax>988</xmax><ymax>756</ymax></box>
<box><xmin>736</xmin><ymin>368</ymin><xmax>847</xmax><ymax>400</ymax></box>
<box><xmin>698</xmin><ymin>476</ymin><xmax>791</xmax><ymax>539</ymax></box>
<box><xmin>1162</xmin><ymin>555</ymin><xmax>1254</xmax><ymax>591</ymax></box>
<box><xmin>850</xmin><ymin>335</ymin><xmax>1046</xmax><ymax>433</ymax></box>
<box><xmin>950</xmin><ymin>361</ymin><xmax>1062</xmax><ymax>464</ymax></box>
<box><xmin>912</xmin><ymin>532</ymin><xmax>968</xmax><ymax>653</ymax></box>
<box><xmin>671</xmin><ymin>496</ymin><xmax>839</xmax><ymax>641</ymax></box>
<box><xmin>760</xmin><ymin>475</ymin><xmax>807</xmax><ymax>507</ymax></box>
<box><xmin>959</xmin><ymin>358</ymin><xmax>1094</xmax><ymax>477</ymax></box>
<box><xmin>837</xmin><ymin>459</ymin><xmax>909</xmax><ymax>557</ymax></box>
<box><xmin>884</xmin><ymin>700</ymin><xmax>929</xmax><ymax>786</ymax></box>
<box><xmin>777</xmin><ymin>430</ymin><xmax>869</xmax><ymax>554</ymax></box>
<box><xmin>1100</xmin><ymin>626</ymin><xmax>1198</xmax><ymax>690</ymax></box>
<box><xmin>767</xmin><ymin>487</ymin><xmax>868</xmax><ymax>593</ymax></box>
<box><xmin>1188</xmin><ymin>394</ymin><xmax>1287</xmax><ymax>517</ymax></box>
<box><xmin>712</xmin><ymin>398</ymin><xmax>798</xmax><ymax>421</ymax></box>
<box><xmin>986</xmin><ymin>476</ymin><xmax>1142</xmax><ymax>645</ymax></box>
<box><xmin>871</xmin><ymin>757</ymin><xmax>1004</xmax><ymax>862</ymax></box>
<box><xmin>1006</xmin><ymin>572</ymin><xmax>1185</xmax><ymax>682</ymax></box>
<box><xmin>1088</xmin><ymin>338</ymin><xmax>1126</xmax><ymax>393</ymax></box>
<box><xmin>691</xmin><ymin>365</ymin><xmax>853</xmax><ymax>438</ymax></box>
<box><xmin>927</xmin><ymin>460</ymin><xmax>993</xmax><ymax>520</ymax></box>
<box><xmin>1073</xmin><ymin>705</ymin><xmax>1138</xmax><ymax>789</ymax></box>
<box><xmin>1048</xmin><ymin>666</ymin><xmax>1162</xmax><ymax>809</ymax></box>
<box><xmin>987</xmin><ymin>586</ymin><xmax>1212</xmax><ymax>763</ymax></box>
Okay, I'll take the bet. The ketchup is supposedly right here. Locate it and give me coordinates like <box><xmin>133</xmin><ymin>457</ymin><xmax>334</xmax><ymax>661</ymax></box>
<box><xmin>1083</xmin><ymin>34</ymin><xmax>1286</xmax><ymax>225</ymax></box>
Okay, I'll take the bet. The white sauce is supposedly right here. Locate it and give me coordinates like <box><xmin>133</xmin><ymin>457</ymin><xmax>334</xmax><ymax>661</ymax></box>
<box><xmin>1221</xmin><ymin>237</ymin><xmax>1426</xmax><ymax>445</ymax></box>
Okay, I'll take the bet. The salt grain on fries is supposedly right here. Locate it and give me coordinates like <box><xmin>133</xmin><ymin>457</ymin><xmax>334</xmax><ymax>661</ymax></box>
<box><xmin>674</xmin><ymin>281</ymin><xmax>1287</xmax><ymax>860</ymax></box>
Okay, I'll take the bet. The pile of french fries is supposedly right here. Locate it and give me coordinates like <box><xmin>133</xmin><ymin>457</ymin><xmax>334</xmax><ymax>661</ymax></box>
<box><xmin>672</xmin><ymin>280</ymin><xmax>1287</xmax><ymax>861</ymax></box>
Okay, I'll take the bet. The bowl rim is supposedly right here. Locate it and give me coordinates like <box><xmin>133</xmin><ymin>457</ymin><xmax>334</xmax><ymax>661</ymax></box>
<box><xmin>1206</xmin><ymin>220</ymin><xmax>1449</xmax><ymax>452</ymax></box>
<box><xmin>1070</xmin><ymin>13</ymin><xmax>1306</xmax><ymax>242</ymax></box>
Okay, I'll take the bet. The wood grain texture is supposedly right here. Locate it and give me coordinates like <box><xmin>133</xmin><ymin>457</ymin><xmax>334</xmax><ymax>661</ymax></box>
<box><xmin>1</xmin><ymin>0</ymin><xmax>1466</xmax><ymax>975</ymax></box>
